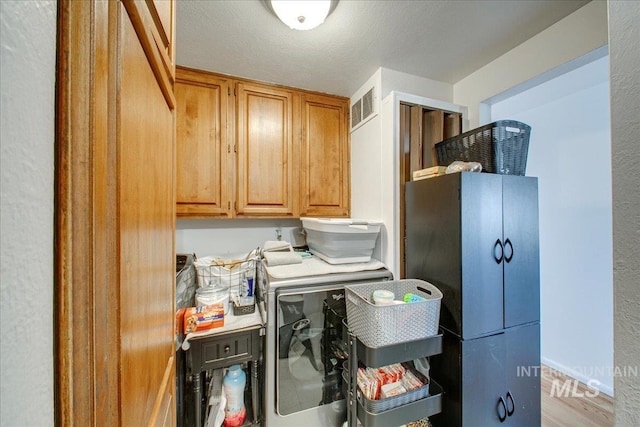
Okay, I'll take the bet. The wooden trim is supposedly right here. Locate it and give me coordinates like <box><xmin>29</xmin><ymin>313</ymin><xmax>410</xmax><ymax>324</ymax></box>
<box><xmin>398</xmin><ymin>103</ymin><xmax>411</xmax><ymax>279</ymax></box>
<box><xmin>144</xmin><ymin>0</ymin><xmax>169</xmax><ymax>47</ymax></box>
<box><xmin>444</xmin><ymin>112</ymin><xmax>462</xmax><ymax>139</ymax></box>
<box><xmin>95</xmin><ymin>1</ymin><xmax>121</xmax><ymax>424</ymax></box>
<box><xmin>148</xmin><ymin>356</ymin><xmax>175</xmax><ymax>427</ymax></box>
<box><xmin>55</xmin><ymin>1</ymin><xmax>119</xmax><ymax>425</ymax></box>
<box><xmin>176</xmin><ymin>65</ymin><xmax>350</xmax><ymax>101</ymax></box>
<box><xmin>423</xmin><ymin>110</ymin><xmax>444</xmax><ymax>168</ymax></box>
<box><xmin>122</xmin><ymin>0</ymin><xmax>175</xmax><ymax>109</ymax></box>
<box><xmin>409</xmin><ymin>106</ymin><xmax>423</xmax><ymax>174</ymax></box>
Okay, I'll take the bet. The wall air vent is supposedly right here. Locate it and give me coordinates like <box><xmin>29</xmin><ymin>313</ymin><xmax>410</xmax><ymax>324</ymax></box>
<box><xmin>351</xmin><ymin>99</ymin><xmax>362</xmax><ymax>129</ymax></box>
<box><xmin>362</xmin><ymin>87</ymin><xmax>374</xmax><ymax>119</ymax></box>
<box><xmin>350</xmin><ymin>85</ymin><xmax>378</xmax><ymax>132</ymax></box>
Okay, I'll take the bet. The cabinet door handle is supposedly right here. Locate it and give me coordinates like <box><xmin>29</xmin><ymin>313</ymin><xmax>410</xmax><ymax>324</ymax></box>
<box><xmin>224</xmin><ymin>345</ymin><xmax>231</xmax><ymax>354</ymax></box>
<box><xmin>504</xmin><ymin>238</ymin><xmax>513</xmax><ymax>263</ymax></box>
<box><xmin>506</xmin><ymin>391</ymin><xmax>515</xmax><ymax>416</ymax></box>
<box><xmin>497</xmin><ymin>396</ymin><xmax>507</xmax><ymax>422</ymax></box>
<box><xmin>494</xmin><ymin>239</ymin><xmax>504</xmax><ymax>264</ymax></box>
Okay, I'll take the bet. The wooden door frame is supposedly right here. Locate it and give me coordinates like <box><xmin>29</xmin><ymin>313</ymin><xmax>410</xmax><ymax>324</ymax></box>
<box><xmin>55</xmin><ymin>1</ymin><xmax>119</xmax><ymax>425</ymax></box>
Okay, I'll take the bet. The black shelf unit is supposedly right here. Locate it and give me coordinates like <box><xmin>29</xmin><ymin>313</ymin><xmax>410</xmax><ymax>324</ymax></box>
<box><xmin>346</xmin><ymin>333</ymin><xmax>444</xmax><ymax>427</ymax></box>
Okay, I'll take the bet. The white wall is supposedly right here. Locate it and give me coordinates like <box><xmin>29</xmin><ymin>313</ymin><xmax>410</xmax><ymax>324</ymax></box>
<box><xmin>491</xmin><ymin>56</ymin><xmax>613</xmax><ymax>395</ymax></box>
<box><xmin>380</xmin><ymin>68</ymin><xmax>452</xmax><ymax>103</ymax></box>
<box><xmin>609</xmin><ymin>0</ymin><xmax>640</xmax><ymax>423</ymax></box>
<box><xmin>350</xmin><ymin>68</ymin><xmax>457</xmax><ymax>275</ymax></box>
<box><xmin>176</xmin><ymin>219</ymin><xmax>302</xmax><ymax>257</ymax></box>
<box><xmin>0</xmin><ymin>1</ymin><xmax>56</xmax><ymax>426</ymax></box>
<box><xmin>454</xmin><ymin>0</ymin><xmax>608</xmax><ymax>128</ymax></box>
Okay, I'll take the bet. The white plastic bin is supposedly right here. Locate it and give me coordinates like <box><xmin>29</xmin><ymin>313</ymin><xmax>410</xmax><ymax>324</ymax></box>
<box><xmin>301</xmin><ymin>218</ymin><xmax>382</xmax><ymax>264</ymax></box>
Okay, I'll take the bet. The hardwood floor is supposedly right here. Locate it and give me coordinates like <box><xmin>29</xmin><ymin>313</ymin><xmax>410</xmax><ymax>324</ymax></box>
<box><xmin>541</xmin><ymin>366</ymin><xmax>614</xmax><ymax>426</ymax></box>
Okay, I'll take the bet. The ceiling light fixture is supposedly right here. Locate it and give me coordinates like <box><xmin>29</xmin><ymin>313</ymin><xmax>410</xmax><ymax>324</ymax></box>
<box><xmin>263</xmin><ymin>0</ymin><xmax>339</xmax><ymax>31</ymax></box>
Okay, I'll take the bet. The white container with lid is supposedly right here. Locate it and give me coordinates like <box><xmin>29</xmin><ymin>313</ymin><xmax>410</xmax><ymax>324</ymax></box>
<box><xmin>301</xmin><ymin>218</ymin><xmax>382</xmax><ymax>264</ymax></box>
<box><xmin>372</xmin><ymin>289</ymin><xmax>395</xmax><ymax>305</ymax></box>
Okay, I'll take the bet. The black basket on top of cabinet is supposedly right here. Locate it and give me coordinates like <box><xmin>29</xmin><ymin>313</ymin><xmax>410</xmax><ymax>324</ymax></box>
<box><xmin>435</xmin><ymin>120</ymin><xmax>531</xmax><ymax>175</ymax></box>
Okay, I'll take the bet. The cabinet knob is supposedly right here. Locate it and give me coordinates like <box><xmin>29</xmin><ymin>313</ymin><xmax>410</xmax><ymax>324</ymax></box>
<box><xmin>224</xmin><ymin>345</ymin><xmax>231</xmax><ymax>354</ymax></box>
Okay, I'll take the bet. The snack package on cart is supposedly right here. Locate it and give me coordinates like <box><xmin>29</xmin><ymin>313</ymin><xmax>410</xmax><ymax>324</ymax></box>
<box><xmin>356</xmin><ymin>361</ymin><xmax>427</xmax><ymax>401</ymax></box>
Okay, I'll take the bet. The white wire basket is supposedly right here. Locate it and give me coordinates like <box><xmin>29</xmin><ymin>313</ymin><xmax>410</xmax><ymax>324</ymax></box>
<box><xmin>345</xmin><ymin>279</ymin><xmax>442</xmax><ymax>348</ymax></box>
<box><xmin>194</xmin><ymin>248</ymin><xmax>259</xmax><ymax>315</ymax></box>
<box><xmin>195</xmin><ymin>249</ymin><xmax>259</xmax><ymax>289</ymax></box>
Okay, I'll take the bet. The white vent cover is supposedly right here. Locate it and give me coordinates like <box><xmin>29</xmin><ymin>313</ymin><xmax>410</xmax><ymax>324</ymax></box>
<box><xmin>362</xmin><ymin>87</ymin><xmax>374</xmax><ymax>119</ymax></box>
<box><xmin>351</xmin><ymin>99</ymin><xmax>362</xmax><ymax>129</ymax></box>
<box><xmin>351</xmin><ymin>85</ymin><xmax>377</xmax><ymax>132</ymax></box>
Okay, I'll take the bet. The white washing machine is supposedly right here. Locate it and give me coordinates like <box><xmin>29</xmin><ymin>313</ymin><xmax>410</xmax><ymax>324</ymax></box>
<box><xmin>256</xmin><ymin>257</ymin><xmax>392</xmax><ymax>427</ymax></box>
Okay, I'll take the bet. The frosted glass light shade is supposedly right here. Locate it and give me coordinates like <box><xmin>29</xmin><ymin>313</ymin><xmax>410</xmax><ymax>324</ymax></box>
<box><xmin>271</xmin><ymin>0</ymin><xmax>332</xmax><ymax>31</ymax></box>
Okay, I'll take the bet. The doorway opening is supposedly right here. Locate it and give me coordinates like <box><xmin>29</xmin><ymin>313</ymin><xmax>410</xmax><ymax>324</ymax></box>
<box><xmin>398</xmin><ymin>103</ymin><xmax>462</xmax><ymax>278</ymax></box>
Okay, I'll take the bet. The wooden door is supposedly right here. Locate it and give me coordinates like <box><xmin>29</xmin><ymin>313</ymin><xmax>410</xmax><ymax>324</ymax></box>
<box><xmin>300</xmin><ymin>93</ymin><xmax>350</xmax><ymax>217</ymax></box>
<box><xmin>236</xmin><ymin>82</ymin><xmax>296</xmax><ymax>216</ymax></box>
<box><xmin>119</xmin><ymin>3</ymin><xmax>175</xmax><ymax>425</ymax></box>
<box><xmin>175</xmin><ymin>69</ymin><xmax>230</xmax><ymax>217</ymax></box>
<box><xmin>56</xmin><ymin>1</ymin><xmax>176</xmax><ymax>425</ymax></box>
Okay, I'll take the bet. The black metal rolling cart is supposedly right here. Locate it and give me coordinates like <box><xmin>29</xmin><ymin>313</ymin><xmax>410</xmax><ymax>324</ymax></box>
<box><xmin>344</xmin><ymin>280</ymin><xmax>445</xmax><ymax>427</ymax></box>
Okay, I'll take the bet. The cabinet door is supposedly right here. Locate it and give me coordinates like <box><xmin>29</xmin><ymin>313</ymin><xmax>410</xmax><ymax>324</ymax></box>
<box><xmin>461</xmin><ymin>332</ymin><xmax>507</xmax><ymax>426</ymax></box>
<box><xmin>300</xmin><ymin>93</ymin><xmax>350</xmax><ymax>217</ymax></box>
<box><xmin>406</xmin><ymin>175</ymin><xmax>463</xmax><ymax>337</ymax></box>
<box><xmin>503</xmin><ymin>176</ymin><xmax>540</xmax><ymax>328</ymax></box>
<box><xmin>460</xmin><ymin>172</ymin><xmax>504</xmax><ymax>338</ymax></box>
<box><xmin>236</xmin><ymin>82</ymin><xmax>296</xmax><ymax>216</ymax></box>
<box><xmin>505</xmin><ymin>323</ymin><xmax>541</xmax><ymax>427</ymax></box>
<box><xmin>175</xmin><ymin>70</ymin><xmax>230</xmax><ymax>217</ymax></box>
<box><xmin>119</xmin><ymin>3</ymin><xmax>175</xmax><ymax>425</ymax></box>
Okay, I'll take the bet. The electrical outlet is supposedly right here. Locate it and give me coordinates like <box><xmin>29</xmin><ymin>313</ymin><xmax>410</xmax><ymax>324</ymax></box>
<box><xmin>275</xmin><ymin>227</ymin><xmax>282</xmax><ymax>241</ymax></box>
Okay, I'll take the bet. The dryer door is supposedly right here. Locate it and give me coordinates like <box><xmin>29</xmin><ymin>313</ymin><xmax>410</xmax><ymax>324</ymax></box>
<box><xmin>275</xmin><ymin>284</ymin><xmax>347</xmax><ymax>416</ymax></box>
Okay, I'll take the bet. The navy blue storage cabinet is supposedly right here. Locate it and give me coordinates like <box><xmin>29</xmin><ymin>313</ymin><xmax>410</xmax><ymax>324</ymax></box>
<box><xmin>406</xmin><ymin>172</ymin><xmax>540</xmax><ymax>427</ymax></box>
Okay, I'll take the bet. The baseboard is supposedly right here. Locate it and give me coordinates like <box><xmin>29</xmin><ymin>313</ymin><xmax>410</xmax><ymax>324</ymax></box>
<box><xmin>541</xmin><ymin>357</ymin><xmax>614</xmax><ymax>397</ymax></box>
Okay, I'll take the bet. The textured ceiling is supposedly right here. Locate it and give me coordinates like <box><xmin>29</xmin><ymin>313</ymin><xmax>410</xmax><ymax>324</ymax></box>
<box><xmin>176</xmin><ymin>0</ymin><xmax>589</xmax><ymax>97</ymax></box>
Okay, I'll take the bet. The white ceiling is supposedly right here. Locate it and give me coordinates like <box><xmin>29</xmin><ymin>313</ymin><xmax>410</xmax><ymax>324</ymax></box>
<box><xmin>176</xmin><ymin>0</ymin><xmax>589</xmax><ymax>97</ymax></box>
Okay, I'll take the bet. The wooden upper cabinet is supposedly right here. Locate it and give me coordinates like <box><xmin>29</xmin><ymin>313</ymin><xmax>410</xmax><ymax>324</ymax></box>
<box><xmin>175</xmin><ymin>69</ymin><xmax>230</xmax><ymax>217</ymax></box>
<box><xmin>300</xmin><ymin>93</ymin><xmax>350</xmax><ymax>217</ymax></box>
<box><xmin>173</xmin><ymin>68</ymin><xmax>351</xmax><ymax>219</ymax></box>
<box><xmin>236</xmin><ymin>82</ymin><xmax>296</xmax><ymax>216</ymax></box>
